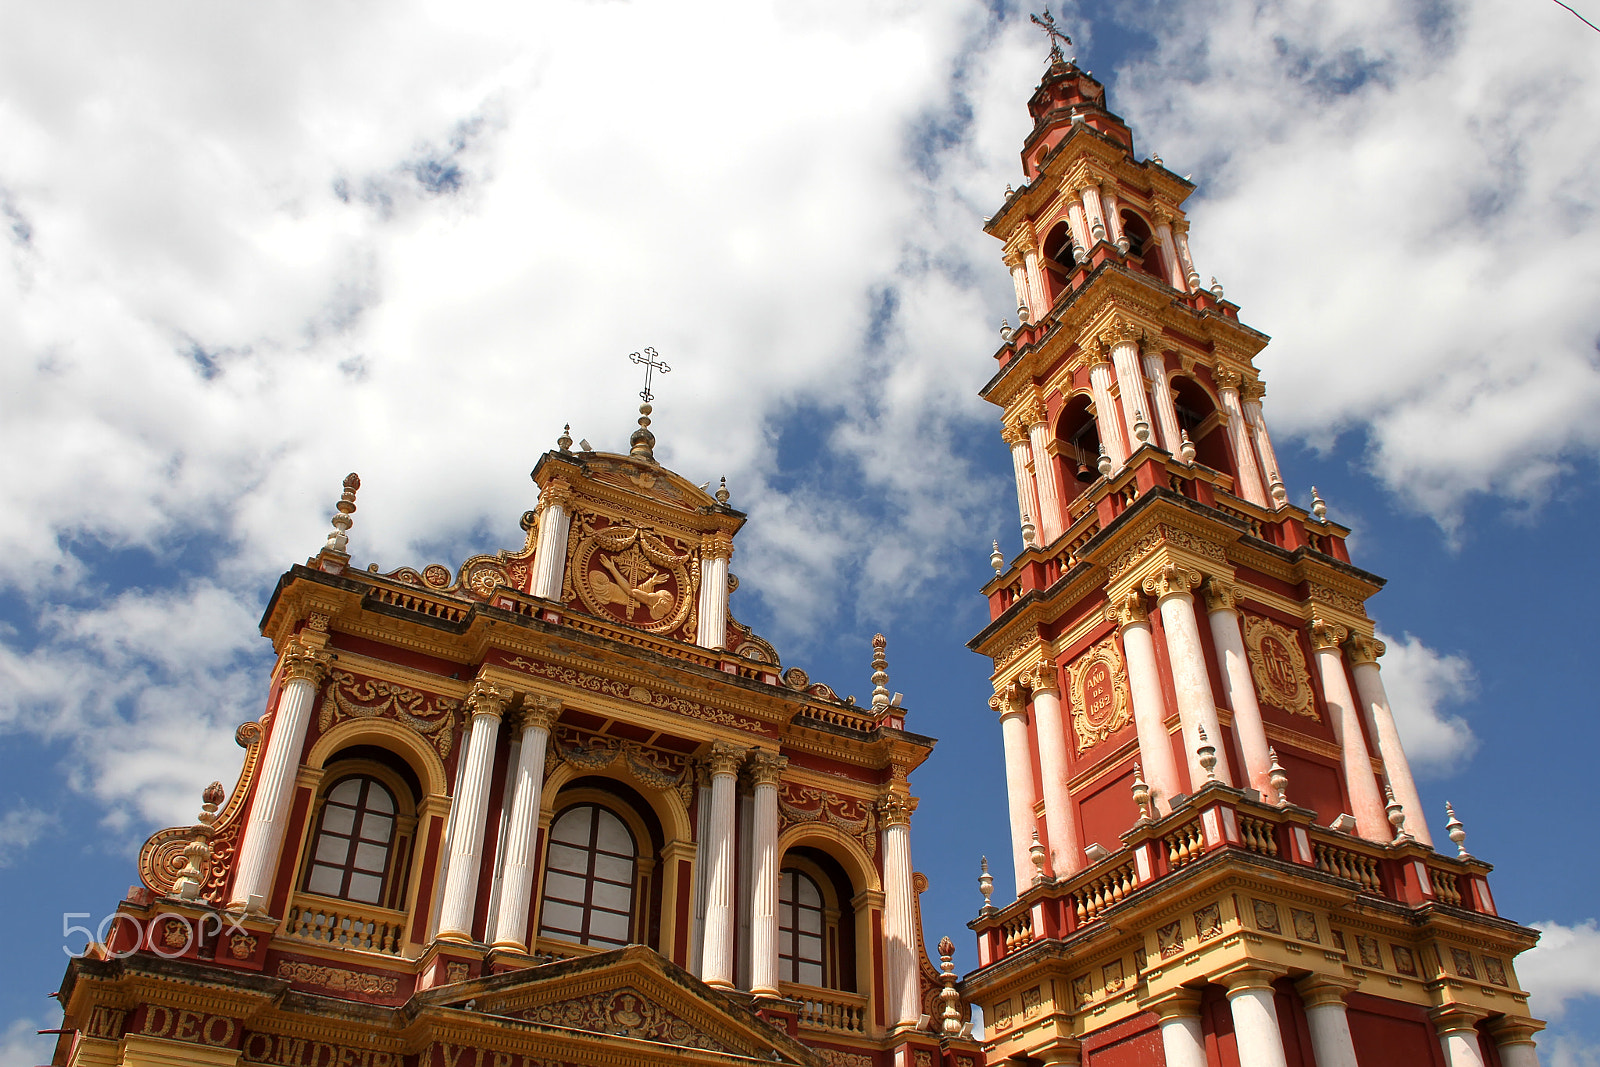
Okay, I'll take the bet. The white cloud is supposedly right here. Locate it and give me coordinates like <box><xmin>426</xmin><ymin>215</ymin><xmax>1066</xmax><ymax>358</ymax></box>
<box><xmin>0</xmin><ymin>805</ymin><xmax>54</xmax><ymax>868</ymax></box>
<box><xmin>1111</xmin><ymin>0</ymin><xmax>1600</xmax><ymax>528</ymax></box>
<box><xmin>1524</xmin><ymin>920</ymin><xmax>1600</xmax><ymax>1021</ymax></box>
<box><xmin>1373</xmin><ymin>630</ymin><xmax>1478</xmax><ymax>776</ymax></box>
<box><xmin>0</xmin><ymin>1017</ymin><xmax>52</xmax><ymax>1067</ymax></box>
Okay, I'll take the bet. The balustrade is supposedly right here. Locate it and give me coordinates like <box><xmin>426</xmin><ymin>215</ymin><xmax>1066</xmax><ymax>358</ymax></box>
<box><xmin>1070</xmin><ymin>860</ymin><xmax>1137</xmax><ymax>925</ymax></box>
<box><xmin>1431</xmin><ymin>868</ymin><xmax>1463</xmax><ymax>906</ymax></box>
<box><xmin>1312</xmin><ymin>840</ymin><xmax>1383</xmax><ymax>894</ymax></box>
<box><xmin>1165</xmin><ymin>820</ymin><xmax>1205</xmax><ymax>870</ymax></box>
<box><xmin>784</xmin><ymin>986</ymin><xmax>869</xmax><ymax>1035</ymax></box>
<box><xmin>1002</xmin><ymin>910</ymin><xmax>1034</xmax><ymax>953</ymax></box>
<box><xmin>284</xmin><ymin>898</ymin><xmax>407</xmax><ymax>956</ymax></box>
<box><xmin>1238</xmin><ymin>814</ymin><xmax>1279</xmax><ymax>856</ymax></box>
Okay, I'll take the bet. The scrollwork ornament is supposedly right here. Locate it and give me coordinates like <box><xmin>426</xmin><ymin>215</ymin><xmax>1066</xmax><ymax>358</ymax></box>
<box><xmin>1202</xmin><ymin>576</ymin><xmax>1240</xmax><ymax>614</ymax></box>
<box><xmin>322</xmin><ymin>670</ymin><xmax>461</xmax><ymax>757</ymax></box>
<box><xmin>1025</xmin><ymin>655</ymin><xmax>1062</xmax><ymax>695</ymax></box>
<box><xmin>1105</xmin><ymin>590</ymin><xmax>1149</xmax><ymax>627</ymax></box>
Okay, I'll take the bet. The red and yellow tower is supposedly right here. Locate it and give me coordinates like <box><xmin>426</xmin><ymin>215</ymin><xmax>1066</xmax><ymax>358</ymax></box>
<box><xmin>962</xmin><ymin>44</ymin><xmax>1544</xmax><ymax>1067</ymax></box>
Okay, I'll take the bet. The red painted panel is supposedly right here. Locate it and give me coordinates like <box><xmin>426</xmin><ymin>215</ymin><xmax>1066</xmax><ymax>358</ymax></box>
<box><xmin>871</xmin><ymin>909</ymin><xmax>886</xmax><ymax>1027</ymax></box>
<box><xmin>1347</xmin><ymin>993</ymin><xmax>1447</xmax><ymax>1067</ymax></box>
<box><xmin>1202</xmin><ymin>983</ymin><xmax>1242</xmax><ymax>1067</ymax></box>
<box><xmin>1076</xmin><ymin>762</ymin><xmax>1138</xmax><ymax>856</ymax></box>
<box><xmin>1274</xmin><ymin>978</ymin><xmax>1316</xmax><ymax>1067</ymax></box>
<box><xmin>1274</xmin><ymin>747</ymin><xmax>1348</xmax><ymax>825</ymax></box>
<box><xmin>470</xmin><ymin>733</ymin><xmax>513</xmax><ymax>943</ymax></box>
<box><xmin>673</xmin><ymin>859</ymin><xmax>692</xmax><ymax>968</ymax></box>
<box><xmin>268</xmin><ymin>787</ymin><xmax>313</xmax><ymax>918</ymax></box>
<box><xmin>329</xmin><ymin>632</ymin><xmax>460</xmax><ymax>676</ymax></box>
<box><xmin>409</xmin><ymin>815</ymin><xmax>445</xmax><ymax>944</ymax></box>
<box><xmin>1082</xmin><ymin>1010</ymin><xmax>1164</xmax><ymax>1065</ymax></box>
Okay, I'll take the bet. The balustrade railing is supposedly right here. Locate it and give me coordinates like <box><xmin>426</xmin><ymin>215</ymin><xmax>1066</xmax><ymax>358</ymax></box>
<box><xmin>1001</xmin><ymin>910</ymin><xmax>1033</xmax><ymax>953</ymax></box>
<box><xmin>785</xmin><ymin>986</ymin><xmax>868</xmax><ymax>1035</ymax></box>
<box><xmin>1312</xmin><ymin>839</ymin><xmax>1384</xmax><ymax>894</ymax></box>
<box><xmin>1238</xmin><ymin>814</ymin><xmax>1279</xmax><ymax>857</ymax></box>
<box><xmin>284</xmin><ymin>897</ymin><xmax>408</xmax><ymax>956</ymax></box>
<box><xmin>1431</xmin><ymin>868</ymin><xmax>1463</xmax><ymax>906</ymax></box>
<box><xmin>1165</xmin><ymin>820</ymin><xmax>1204</xmax><ymax>870</ymax></box>
<box><xmin>1069</xmin><ymin>860</ymin><xmax>1137</xmax><ymax>925</ymax></box>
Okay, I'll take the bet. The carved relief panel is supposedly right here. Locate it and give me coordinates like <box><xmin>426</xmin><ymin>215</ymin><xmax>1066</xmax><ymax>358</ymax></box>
<box><xmin>1068</xmin><ymin>636</ymin><xmax>1131</xmax><ymax>752</ymax></box>
<box><xmin>1241</xmin><ymin>614</ymin><xmax>1317</xmax><ymax>719</ymax></box>
<box><xmin>563</xmin><ymin>515</ymin><xmax>699</xmax><ymax>639</ymax></box>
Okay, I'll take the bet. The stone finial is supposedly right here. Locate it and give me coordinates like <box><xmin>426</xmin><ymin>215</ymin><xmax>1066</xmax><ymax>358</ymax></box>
<box><xmin>870</xmin><ymin>634</ymin><xmax>891</xmax><ymax>711</ymax></box>
<box><xmin>978</xmin><ymin>856</ymin><xmax>994</xmax><ymax>911</ymax></box>
<box><xmin>1115</xmin><ymin>233</ymin><xmax>1130</xmax><ymax>255</ymax></box>
<box><xmin>199</xmin><ymin>781</ymin><xmax>225</xmax><ymax>826</ymax></box>
<box><xmin>1130</xmin><ymin>761</ymin><xmax>1153</xmax><ymax>822</ymax></box>
<box><xmin>174</xmin><ymin>781</ymin><xmax>223</xmax><ymax>899</ymax></box>
<box><xmin>1178</xmin><ymin>428</ymin><xmax>1197</xmax><ymax>464</ymax></box>
<box><xmin>1267</xmin><ymin>746</ymin><xmax>1290</xmax><ymax>806</ymax></box>
<box><xmin>1021</xmin><ymin>513</ymin><xmax>1037</xmax><ymax>549</ymax></box>
<box><xmin>629</xmin><ymin>403</ymin><xmax>657</xmax><ymax>462</ymax></box>
<box><xmin>1311</xmin><ymin>486</ymin><xmax>1328</xmax><ymax>522</ymax></box>
<box><xmin>715</xmin><ymin>476</ymin><xmax>730</xmax><ymax>505</ymax></box>
<box><xmin>557</xmin><ymin>424</ymin><xmax>573</xmax><ymax>453</ymax></box>
<box><xmin>1445</xmin><ymin>802</ymin><xmax>1471</xmax><ymax>858</ymax></box>
<box><xmin>1385</xmin><ymin>784</ymin><xmax>1412</xmax><ymax>843</ymax></box>
<box><xmin>324</xmin><ymin>473</ymin><xmax>360</xmax><ymax>554</ymax></box>
<box><xmin>1269</xmin><ymin>476</ymin><xmax>1289</xmax><ymax>508</ymax></box>
<box><xmin>1097</xmin><ymin>444</ymin><xmax>1113</xmax><ymax>477</ymax></box>
<box><xmin>1132</xmin><ymin>410</ymin><xmax>1152</xmax><ymax>445</ymax></box>
<box><xmin>937</xmin><ymin>936</ymin><xmax>961</xmax><ymax>1034</ymax></box>
<box><xmin>1197</xmin><ymin>725</ymin><xmax>1218</xmax><ymax>782</ymax></box>
<box><xmin>1017</xmin><ymin>303</ymin><xmax>1031</xmax><ymax>325</ymax></box>
<box><xmin>1000</xmin><ymin>319</ymin><xmax>1013</xmax><ymax>343</ymax></box>
<box><xmin>1029</xmin><ymin>830</ymin><xmax>1048</xmax><ymax>886</ymax></box>
<box><xmin>990</xmin><ymin>540</ymin><xmax>1004</xmax><ymax>575</ymax></box>
<box><xmin>1004</xmin><ymin>183</ymin><xmax>1013</xmax><ymax>198</ymax></box>
<box><xmin>1210</xmin><ymin>276</ymin><xmax>1225</xmax><ymax>300</ymax></box>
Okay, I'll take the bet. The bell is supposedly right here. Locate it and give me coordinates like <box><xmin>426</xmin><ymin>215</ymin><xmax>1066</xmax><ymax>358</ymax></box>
<box><xmin>1075</xmin><ymin>460</ymin><xmax>1096</xmax><ymax>483</ymax></box>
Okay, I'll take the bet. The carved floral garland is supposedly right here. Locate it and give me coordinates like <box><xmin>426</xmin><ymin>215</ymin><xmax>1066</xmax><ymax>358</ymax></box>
<box><xmin>777</xmin><ymin>783</ymin><xmax>877</xmax><ymax>857</ymax></box>
<box><xmin>321</xmin><ymin>670</ymin><xmax>462</xmax><ymax>757</ymax></box>
<box><xmin>502</xmin><ymin>656</ymin><xmax>765</xmax><ymax>733</ymax></box>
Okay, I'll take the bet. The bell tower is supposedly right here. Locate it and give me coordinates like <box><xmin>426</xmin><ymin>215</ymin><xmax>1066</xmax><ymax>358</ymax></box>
<box><xmin>962</xmin><ymin>33</ymin><xmax>1544</xmax><ymax>1067</ymax></box>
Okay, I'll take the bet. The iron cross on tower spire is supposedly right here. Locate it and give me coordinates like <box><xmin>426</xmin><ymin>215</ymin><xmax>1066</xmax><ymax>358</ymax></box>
<box><xmin>627</xmin><ymin>346</ymin><xmax>670</xmax><ymax>462</ymax></box>
<box><xmin>629</xmin><ymin>346</ymin><xmax>671</xmax><ymax>403</ymax></box>
<box><xmin>1028</xmin><ymin>8</ymin><xmax>1072</xmax><ymax>63</ymax></box>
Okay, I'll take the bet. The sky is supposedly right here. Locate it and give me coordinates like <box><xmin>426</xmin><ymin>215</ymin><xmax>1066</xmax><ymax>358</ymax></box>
<box><xmin>2</xmin><ymin>0</ymin><xmax>1599</xmax><ymax>1063</ymax></box>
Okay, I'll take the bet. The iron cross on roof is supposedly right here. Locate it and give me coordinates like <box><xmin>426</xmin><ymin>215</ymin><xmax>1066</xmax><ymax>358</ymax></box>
<box><xmin>1029</xmin><ymin>8</ymin><xmax>1072</xmax><ymax>63</ymax></box>
<box><xmin>629</xmin><ymin>346</ymin><xmax>671</xmax><ymax>403</ymax></box>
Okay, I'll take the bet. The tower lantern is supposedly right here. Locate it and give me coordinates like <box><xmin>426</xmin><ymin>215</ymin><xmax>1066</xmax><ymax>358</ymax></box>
<box><xmin>963</xmin><ymin>28</ymin><xmax>1543</xmax><ymax>1067</ymax></box>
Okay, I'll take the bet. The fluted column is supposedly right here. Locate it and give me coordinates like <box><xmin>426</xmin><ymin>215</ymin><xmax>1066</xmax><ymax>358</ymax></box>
<box><xmin>992</xmin><ymin>683</ymin><xmax>1039</xmax><ymax>895</ymax></box>
<box><xmin>1310</xmin><ymin>620</ymin><xmax>1389</xmax><ymax>841</ymax></box>
<box><xmin>1224</xmin><ymin>969</ymin><xmax>1290</xmax><ymax>1067</ymax></box>
<box><xmin>1346</xmin><ymin>635</ymin><xmax>1433</xmax><ymax>846</ymax></box>
<box><xmin>438</xmin><ymin>678</ymin><xmax>513</xmax><ymax>942</ymax></box>
<box><xmin>230</xmin><ymin>639</ymin><xmax>331</xmax><ymax>911</ymax></box>
<box><xmin>1173</xmin><ymin>221</ymin><xmax>1202</xmax><ymax>290</ymax></box>
<box><xmin>530</xmin><ymin>482</ymin><xmax>573</xmax><ymax>600</ymax></box>
<box><xmin>1215</xmin><ymin>370</ymin><xmax>1269</xmax><ymax>507</ymax></box>
<box><xmin>1066</xmin><ymin>199</ymin><xmax>1092</xmax><ymax>261</ymax></box>
<box><xmin>1295</xmin><ymin>976</ymin><xmax>1361</xmax><ymax>1067</ymax></box>
<box><xmin>490</xmin><ymin>695</ymin><xmax>561</xmax><ymax>951</ymax></box>
<box><xmin>696</xmin><ymin>532</ymin><xmax>733</xmax><ymax>649</ymax></box>
<box><xmin>1487</xmin><ymin>1018</ymin><xmax>1543</xmax><ymax>1067</ymax></box>
<box><xmin>1142</xmin><ymin>340</ymin><xmax>1183</xmax><ymax>455</ymax></box>
<box><xmin>1079</xmin><ymin>181</ymin><xmax>1107</xmax><ymax>243</ymax></box>
<box><xmin>1100</xmin><ymin>181</ymin><xmax>1125</xmax><ymax>250</ymax></box>
<box><xmin>1109</xmin><ymin>593</ymin><xmax>1182</xmax><ymax>814</ymax></box>
<box><xmin>1025</xmin><ymin>396</ymin><xmax>1066</xmax><ymax>544</ymax></box>
<box><xmin>878</xmin><ymin>793</ymin><xmax>920</xmax><ymax>1030</ymax></box>
<box><xmin>1148</xmin><ymin>990</ymin><xmax>1207</xmax><ymax>1067</ymax></box>
<box><xmin>689</xmin><ymin>764</ymin><xmax>712</xmax><ymax>976</ymax></box>
<box><xmin>1028</xmin><ymin>658</ymin><xmax>1083</xmax><ymax>878</ymax></box>
<box><xmin>1153</xmin><ymin>210</ymin><xmax>1189</xmax><ymax>290</ymax></box>
<box><xmin>699</xmin><ymin>741</ymin><xmax>743</xmax><ymax>989</ymax></box>
<box><xmin>1023</xmin><ymin>246</ymin><xmax>1048</xmax><ymax>316</ymax></box>
<box><xmin>1105</xmin><ymin>325</ymin><xmax>1153</xmax><ymax>451</ymax></box>
<box><xmin>1004</xmin><ymin>421</ymin><xmax>1042</xmax><ymax>540</ymax></box>
<box><xmin>1241</xmin><ymin>385</ymin><xmax>1287</xmax><ymax>508</ymax></box>
<box><xmin>1203</xmin><ymin>579</ymin><xmax>1274</xmax><ymax>799</ymax></box>
<box><xmin>1146</xmin><ymin>565</ymin><xmax>1234</xmax><ymax>788</ymax></box>
<box><xmin>1089</xmin><ymin>360</ymin><xmax>1129</xmax><ymax>469</ymax></box>
<box><xmin>1431</xmin><ymin>1006</ymin><xmax>1489</xmax><ymax>1067</ymax></box>
<box><xmin>747</xmin><ymin>750</ymin><xmax>787</xmax><ymax>996</ymax></box>
<box><xmin>1004</xmin><ymin>251</ymin><xmax>1032</xmax><ymax>320</ymax></box>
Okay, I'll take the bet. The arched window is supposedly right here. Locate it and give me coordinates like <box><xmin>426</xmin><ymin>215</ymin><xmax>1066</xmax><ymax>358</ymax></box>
<box><xmin>1041</xmin><ymin>220</ymin><xmax>1076</xmax><ymax>303</ymax></box>
<box><xmin>1119</xmin><ymin>210</ymin><xmax>1167</xmax><ymax>282</ymax></box>
<box><xmin>304</xmin><ymin>776</ymin><xmax>396</xmax><ymax>905</ymax></box>
<box><xmin>539</xmin><ymin>803</ymin><xmax>637</xmax><ymax>947</ymax></box>
<box><xmin>779</xmin><ymin>869</ymin><xmax>826</xmax><ymax>986</ymax></box>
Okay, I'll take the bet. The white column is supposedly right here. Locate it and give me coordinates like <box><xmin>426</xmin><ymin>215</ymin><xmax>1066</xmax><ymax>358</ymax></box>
<box><xmin>1089</xmin><ymin>360</ymin><xmax>1129</xmax><ymax>469</ymax></box>
<box><xmin>1216</xmin><ymin>374</ymin><xmax>1269</xmax><ymax>507</ymax></box>
<box><xmin>747</xmin><ymin>750</ymin><xmax>786</xmax><ymax>996</ymax></box>
<box><xmin>1066</xmin><ymin>199</ymin><xmax>1092</xmax><ymax>261</ymax></box>
<box><xmin>1080</xmin><ymin>182</ymin><xmax>1107</xmax><ymax>243</ymax></box>
<box><xmin>230</xmin><ymin>640</ymin><xmax>330</xmax><ymax>910</ymax></box>
<box><xmin>992</xmin><ymin>684</ymin><xmax>1039</xmax><ymax>895</ymax></box>
<box><xmin>1029</xmin><ymin>664</ymin><xmax>1083</xmax><ymax>877</ymax></box>
<box><xmin>1153</xmin><ymin>214</ymin><xmax>1189</xmax><ymax>290</ymax></box>
<box><xmin>1143</xmin><ymin>343</ymin><xmax>1183</xmax><ymax>455</ymax></box>
<box><xmin>1110</xmin><ymin>594</ymin><xmax>1183</xmax><ymax>814</ymax></box>
<box><xmin>1225</xmin><ymin>969</ymin><xmax>1291</xmax><ymax>1067</ymax></box>
<box><xmin>1432</xmin><ymin>1008</ymin><xmax>1489</xmax><ymax>1067</ymax></box>
<box><xmin>1151</xmin><ymin>992</ymin><xmax>1207</xmax><ymax>1067</ymax></box>
<box><xmin>490</xmin><ymin>696</ymin><xmax>560</xmax><ymax>951</ymax></box>
<box><xmin>879</xmin><ymin>794</ymin><xmax>920</xmax><ymax>1030</ymax></box>
<box><xmin>1310</xmin><ymin>621</ymin><xmax>1390</xmax><ymax>842</ymax></box>
<box><xmin>1027</xmin><ymin>402</ymin><xmax>1066</xmax><ymax>544</ymax></box>
<box><xmin>689</xmin><ymin>767</ymin><xmax>712</xmax><ymax>976</ymax></box>
<box><xmin>1100</xmin><ymin>182</ymin><xmax>1124</xmax><ymax>250</ymax></box>
<box><xmin>1173</xmin><ymin>222</ymin><xmax>1202</xmax><ymax>290</ymax></box>
<box><xmin>1488</xmin><ymin>1021</ymin><xmax>1543</xmax><ymax>1067</ymax></box>
<box><xmin>1147</xmin><ymin>566</ymin><xmax>1234</xmax><ymax>788</ymax></box>
<box><xmin>1296</xmin><ymin>977</ymin><xmax>1360</xmax><ymax>1067</ymax></box>
<box><xmin>437</xmin><ymin>679</ymin><xmax>512</xmax><ymax>942</ymax></box>
<box><xmin>696</xmin><ymin>533</ymin><xmax>732</xmax><ymax>649</ymax></box>
<box><xmin>1005</xmin><ymin>422</ymin><xmax>1042</xmax><ymax>537</ymax></box>
<box><xmin>1347</xmin><ymin>636</ymin><xmax>1434</xmax><ymax>846</ymax></box>
<box><xmin>1107</xmin><ymin>331</ymin><xmax>1153</xmax><ymax>451</ymax></box>
<box><xmin>1023</xmin><ymin>248</ymin><xmax>1049</xmax><ymax>316</ymax></box>
<box><xmin>1241</xmin><ymin>394</ymin><xmax>1287</xmax><ymax>508</ymax></box>
<box><xmin>530</xmin><ymin>486</ymin><xmax>573</xmax><ymax>600</ymax></box>
<box><xmin>1005</xmin><ymin>252</ymin><xmax>1032</xmax><ymax>320</ymax></box>
<box><xmin>1204</xmin><ymin>581</ymin><xmax>1274</xmax><ymax>800</ymax></box>
<box><xmin>699</xmin><ymin>741</ymin><xmax>742</xmax><ymax>989</ymax></box>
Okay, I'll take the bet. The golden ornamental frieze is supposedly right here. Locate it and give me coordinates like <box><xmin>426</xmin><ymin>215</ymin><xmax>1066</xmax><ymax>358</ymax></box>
<box><xmin>1069</xmin><ymin>637</ymin><xmax>1131</xmax><ymax>753</ymax></box>
<box><xmin>1307</xmin><ymin>583</ymin><xmax>1369</xmax><ymax>619</ymax></box>
<box><xmin>986</xmin><ymin>628</ymin><xmax>1044</xmax><ymax>675</ymax></box>
<box><xmin>322</xmin><ymin>670</ymin><xmax>462</xmax><ymax>757</ymax></box>
<box><xmin>1104</xmin><ymin>521</ymin><xmax>1228</xmax><ymax>582</ymax></box>
<box><xmin>500</xmin><ymin>655</ymin><xmax>765</xmax><ymax>734</ymax></box>
<box><xmin>563</xmin><ymin>516</ymin><xmax>698</xmax><ymax>641</ymax></box>
<box><xmin>1242</xmin><ymin>615</ymin><xmax>1317</xmax><ymax>720</ymax></box>
<box><xmin>514</xmin><ymin>986</ymin><xmax>745</xmax><ymax>1055</ymax></box>
<box><xmin>778</xmin><ymin>782</ymin><xmax>878</xmax><ymax>858</ymax></box>
<box><xmin>547</xmin><ymin>726</ymin><xmax>694</xmax><ymax>806</ymax></box>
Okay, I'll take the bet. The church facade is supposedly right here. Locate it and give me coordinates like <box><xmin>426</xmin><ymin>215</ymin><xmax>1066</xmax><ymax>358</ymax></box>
<box><xmin>51</xmin><ymin>31</ymin><xmax>1542</xmax><ymax>1067</ymax></box>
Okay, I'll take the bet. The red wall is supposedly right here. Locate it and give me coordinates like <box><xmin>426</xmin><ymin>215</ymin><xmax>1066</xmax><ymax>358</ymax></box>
<box><xmin>1347</xmin><ymin>993</ymin><xmax>1447</xmax><ymax>1067</ymax></box>
<box><xmin>1083</xmin><ymin>1011</ymin><xmax>1164</xmax><ymax>1065</ymax></box>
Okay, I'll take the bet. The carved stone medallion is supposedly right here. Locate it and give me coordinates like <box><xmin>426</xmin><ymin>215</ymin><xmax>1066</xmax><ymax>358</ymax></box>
<box><xmin>1069</xmin><ymin>637</ymin><xmax>1131</xmax><ymax>752</ymax></box>
<box><xmin>570</xmin><ymin>519</ymin><xmax>695</xmax><ymax>635</ymax></box>
<box><xmin>1242</xmin><ymin>615</ymin><xmax>1317</xmax><ymax>719</ymax></box>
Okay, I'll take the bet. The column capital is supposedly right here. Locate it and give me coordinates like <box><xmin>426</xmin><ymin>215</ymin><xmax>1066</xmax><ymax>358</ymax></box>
<box><xmin>1102</xmin><ymin>316</ymin><xmax>1144</xmax><ymax>348</ymax></box>
<box><xmin>1034</xmin><ymin>1043</ymin><xmax>1083</xmax><ymax>1067</ymax></box>
<box><xmin>1293</xmin><ymin>973</ymin><xmax>1360</xmax><ymax>1009</ymax></box>
<box><xmin>876</xmin><ymin>791</ymin><xmax>913</xmax><ymax>827</ymax></box>
<box><xmin>1220</xmin><ymin>964</ymin><xmax>1289</xmax><ymax>995</ymax></box>
<box><xmin>1212</xmin><ymin>366</ymin><xmax>1244</xmax><ymax>392</ymax></box>
<box><xmin>706</xmin><ymin>740</ymin><xmax>744</xmax><ymax>779</ymax></box>
<box><xmin>1239</xmin><ymin>377</ymin><xmax>1267</xmax><ymax>403</ymax></box>
<box><xmin>537</xmin><ymin>479</ymin><xmax>575</xmax><ymax>514</ymax></box>
<box><xmin>989</xmin><ymin>681</ymin><xmax>1028</xmax><ymax>720</ymax></box>
<box><xmin>466</xmin><ymin>678</ymin><xmax>513</xmax><ymax>720</ymax></box>
<box><xmin>1021</xmin><ymin>393</ymin><xmax>1049</xmax><ymax>428</ymax></box>
<box><xmin>747</xmin><ymin>749</ymin><xmax>788</xmax><ymax>787</ymax></box>
<box><xmin>1152</xmin><ymin>204</ymin><xmax>1175</xmax><ymax>225</ymax></box>
<box><xmin>1142</xmin><ymin>563</ymin><xmax>1202</xmax><ymax>603</ymax></box>
<box><xmin>1105</xmin><ymin>589</ymin><xmax>1149</xmax><ymax>627</ymax></box>
<box><xmin>700</xmin><ymin>530</ymin><xmax>735</xmax><ymax>560</ymax></box>
<box><xmin>1345</xmin><ymin>633</ymin><xmax>1386</xmax><ymax>665</ymax></box>
<box><xmin>1001</xmin><ymin>420</ymin><xmax>1029</xmax><ymax>447</ymax></box>
<box><xmin>280</xmin><ymin>639</ymin><xmax>332</xmax><ymax>686</ymax></box>
<box><xmin>1002</xmin><ymin>249</ymin><xmax>1025</xmax><ymax>270</ymax></box>
<box><xmin>1485</xmin><ymin>1016</ymin><xmax>1545</xmax><ymax>1046</ymax></box>
<box><xmin>1201</xmin><ymin>576</ymin><xmax>1240</xmax><ymax>614</ymax></box>
<box><xmin>1430</xmin><ymin>1003</ymin><xmax>1492</xmax><ymax>1035</ymax></box>
<box><xmin>1025</xmin><ymin>656</ymin><xmax>1062</xmax><ymax>696</ymax></box>
<box><xmin>521</xmin><ymin>693</ymin><xmax>562</xmax><ymax>732</ymax></box>
<box><xmin>1142</xmin><ymin>987</ymin><xmax>1203</xmax><ymax>1021</ymax></box>
<box><xmin>1309</xmin><ymin>618</ymin><xmax>1349</xmax><ymax>651</ymax></box>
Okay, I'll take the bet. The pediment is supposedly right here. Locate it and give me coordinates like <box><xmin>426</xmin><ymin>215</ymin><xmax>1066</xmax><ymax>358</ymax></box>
<box><xmin>415</xmin><ymin>946</ymin><xmax>820</xmax><ymax>1066</ymax></box>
